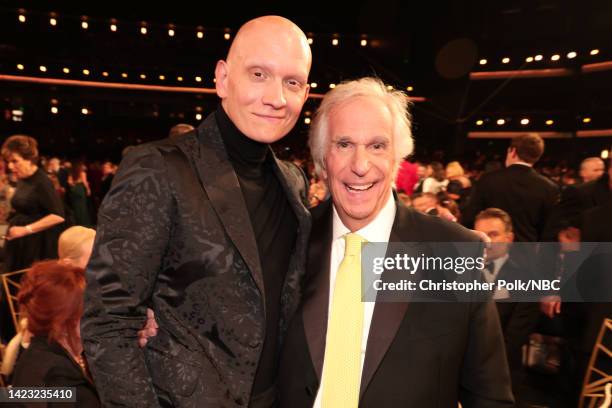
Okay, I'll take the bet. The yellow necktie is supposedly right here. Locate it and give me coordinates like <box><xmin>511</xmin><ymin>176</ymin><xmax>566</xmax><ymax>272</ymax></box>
<box><xmin>322</xmin><ymin>233</ymin><xmax>366</xmax><ymax>408</ymax></box>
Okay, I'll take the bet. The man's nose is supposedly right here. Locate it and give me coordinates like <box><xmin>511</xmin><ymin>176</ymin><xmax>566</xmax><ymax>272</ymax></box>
<box><xmin>262</xmin><ymin>80</ymin><xmax>287</xmax><ymax>109</ymax></box>
<box><xmin>351</xmin><ymin>147</ymin><xmax>371</xmax><ymax>176</ymax></box>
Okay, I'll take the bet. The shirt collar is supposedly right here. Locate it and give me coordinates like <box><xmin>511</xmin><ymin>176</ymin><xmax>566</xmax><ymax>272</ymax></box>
<box><xmin>332</xmin><ymin>191</ymin><xmax>396</xmax><ymax>243</ymax></box>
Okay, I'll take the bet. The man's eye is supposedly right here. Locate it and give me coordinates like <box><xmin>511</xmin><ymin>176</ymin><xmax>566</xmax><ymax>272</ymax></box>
<box><xmin>337</xmin><ymin>141</ymin><xmax>349</xmax><ymax>149</ymax></box>
<box><xmin>253</xmin><ymin>71</ymin><xmax>264</xmax><ymax>78</ymax></box>
<box><xmin>372</xmin><ymin>143</ymin><xmax>386</xmax><ymax>150</ymax></box>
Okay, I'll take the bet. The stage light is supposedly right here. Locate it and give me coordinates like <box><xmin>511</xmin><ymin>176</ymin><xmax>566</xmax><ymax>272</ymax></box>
<box><xmin>332</xmin><ymin>38</ymin><xmax>339</xmax><ymax>46</ymax></box>
<box><xmin>590</xmin><ymin>49</ymin><xmax>599</xmax><ymax>56</ymax></box>
<box><xmin>102</xmin><ymin>71</ymin><xmax>109</xmax><ymax>77</ymax></box>
<box><xmin>520</xmin><ymin>118</ymin><xmax>530</xmax><ymax>125</ymax></box>
<box><xmin>81</xmin><ymin>108</ymin><xmax>89</xmax><ymax>115</ymax></box>
<box><xmin>39</xmin><ymin>65</ymin><xmax>47</xmax><ymax>72</ymax></box>
<box><xmin>567</xmin><ymin>51</ymin><xmax>577</xmax><ymax>59</ymax></box>
<box><xmin>63</xmin><ymin>67</ymin><xmax>70</xmax><ymax>74</ymax></box>
<box><xmin>534</xmin><ymin>54</ymin><xmax>543</xmax><ymax>61</ymax></box>
<box><xmin>526</xmin><ymin>56</ymin><xmax>534</xmax><ymax>63</ymax></box>
<box><xmin>17</xmin><ymin>64</ymin><xmax>24</xmax><ymax>70</ymax></box>
<box><xmin>551</xmin><ymin>54</ymin><xmax>560</xmax><ymax>61</ymax></box>
<box><xmin>195</xmin><ymin>76</ymin><xmax>202</xmax><ymax>82</ymax></box>
<box><xmin>224</xmin><ymin>33</ymin><xmax>231</xmax><ymax>40</ymax></box>
<box><xmin>121</xmin><ymin>72</ymin><xmax>128</xmax><ymax>78</ymax></box>
<box><xmin>602</xmin><ymin>150</ymin><xmax>609</xmax><ymax>160</ymax></box>
<box><xmin>386</xmin><ymin>85</ymin><xmax>394</xmax><ymax>90</ymax></box>
<box><xmin>82</xmin><ymin>69</ymin><xmax>90</xmax><ymax>75</ymax></box>
<box><xmin>51</xmin><ymin>106</ymin><xmax>58</xmax><ymax>114</ymax></box>
<box><xmin>49</xmin><ymin>17</ymin><xmax>57</xmax><ymax>26</ymax></box>
<box><xmin>546</xmin><ymin>119</ymin><xmax>554</xmax><ymax>125</ymax></box>
<box><xmin>360</xmin><ymin>39</ymin><xmax>367</xmax><ymax>47</ymax></box>
<box><xmin>140</xmin><ymin>74</ymin><xmax>146</xmax><ymax>79</ymax></box>
<box><xmin>307</xmin><ymin>37</ymin><xmax>313</xmax><ymax>45</ymax></box>
<box><xmin>168</xmin><ymin>28</ymin><xmax>175</xmax><ymax>37</ymax></box>
<box><xmin>304</xmin><ymin>117</ymin><xmax>311</xmax><ymax>125</ymax></box>
<box><xmin>81</xmin><ymin>21</ymin><xmax>88</xmax><ymax>29</ymax></box>
<box><xmin>18</xmin><ymin>14</ymin><xmax>26</xmax><ymax>23</ymax></box>
<box><xmin>406</xmin><ymin>86</ymin><xmax>414</xmax><ymax>92</ymax></box>
<box><xmin>329</xmin><ymin>83</ymin><xmax>336</xmax><ymax>89</ymax></box>
<box><xmin>159</xmin><ymin>75</ymin><xmax>165</xmax><ymax>80</ymax></box>
<box><xmin>195</xmin><ymin>113</ymin><xmax>202</xmax><ymax>121</ymax></box>
<box><xmin>582</xmin><ymin>117</ymin><xmax>591</xmax><ymax>123</ymax></box>
<box><xmin>177</xmin><ymin>76</ymin><xmax>183</xmax><ymax>82</ymax></box>
<box><xmin>479</xmin><ymin>59</ymin><xmax>487</xmax><ymax>65</ymax></box>
<box><xmin>110</xmin><ymin>24</ymin><xmax>117</xmax><ymax>32</ymax></box>
<box><xmin>197</xmin><ymin>31</ymin><xmax>204</xmax><ymax>39</ymax></box>
<box><xmin>496</xmin><ymin>119</ymin><xmax>505</xmax><ymax>125</ymax></box>
<box><xmin>502</xmin><ymin>57</ymin><xmax>510</xmax><ymax>64</ymax></box>
<box><xmin>140</xmin><ymin>26</ymin><xmax>148</xmax><ymax>35</ymax></box>
<box><xmin>476</xmin><ymin>120</ymin><xmax>484</xmax><ymax>126</ymax></box>
<box><xmin>310</xmin><ymin>82</ymin><xmax>317</xmax><ymax>88</ymax></box>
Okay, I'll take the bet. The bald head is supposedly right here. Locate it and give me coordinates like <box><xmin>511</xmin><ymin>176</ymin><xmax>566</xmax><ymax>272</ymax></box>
<box><xmin>580</xmin><ymin>157</ymin><xmax>605</xmax><ymax>182</ymax></box>
<box><xmin>227</xmin><ymin>16</ymin><xmax>311</xmax><ymax>69</ymax></box>
<box><xmin>215</xmin><ymin>16</ymin><xmax>312</xmax><ymax>144</ymax></box>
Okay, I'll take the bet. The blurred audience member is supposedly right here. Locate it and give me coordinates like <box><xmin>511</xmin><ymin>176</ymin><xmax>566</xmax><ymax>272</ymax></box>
<box><xmin>412</xmin><ymin>163</ymin><xmax>431</xmax><ymax>194</ymax></box>
<box><xmin>395</xmin><ymin>160</ymin><xmax>419</xmax><ymax>194</ymax></box>
<box><xmin>67</xmin><ymin>162</ymin><xmax>92</xmax><ymax>227</ymax></box>
<box><xmin>445</xmin><ymin>161</ymin><xmax>471</xmax><ymax>204</ymax></box>
<box><xmin>0</xmin><ymin>159</ymin><xmax>14</xmax><ymax>225</ymax></box>
<box><xmin>168</xmin><ymin>123</ymin><xmax>195</xmax><ymax>140</ymax></box>
<box><xmin>2</xmin><ymin>135</ymin><xmax>65</xmax><ymax>271</ymax></box>
<box><xmin>412</xmin><ymin>192</ymin><xmax>457</xmax><ymax>222</ymax></box>
<box><xmin>99</xmin><ymin>160</ymin><xmax>115</xmax><ymax>203</ymax></box>
<box><xmin>579</xmin><ymin>157</ymin><xmax>605</xmax><ymax>183</ymax></box>
<box><xmin>308</xmin><ymin>176</ymin><xmax>328</xmax><ymax>208</ymax></box>
<box><xmin>463</xmin><ymin>133</ymin><xmax>558</xmax><ymax>242</ymax></box>
<box><xmin>58</xmin><ymin>226</ymin><xmax>96</xmax><ymax>269</ymax></box>
<box><xmin>421</xmin><ymin>161</ymin><xmax>448</xmax><ymax>194</ymax></box>
<box><xmin>12</xmin><ymin>260</ymin><xmax>100</xmax><ymax>406</ymax></box>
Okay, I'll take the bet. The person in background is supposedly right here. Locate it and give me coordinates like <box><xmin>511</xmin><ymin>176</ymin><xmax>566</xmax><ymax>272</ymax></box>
<box><xmin>421</xmin><ymin>161</ymin><xmax>448</xmax><ymax>194</ymax></box>
<box><xmin>579</xmin><ymin>157</ymin><xmax>605</xmax><ymax>183</ymax></box>
<box><xmin>168</xmin><ymin>123</ymin><xmax>195</xmax><ymax>140</ymax></box>
<box><xmin>394</xmin><ymin>159</ymin><xmax>419</xmax><ymax>194</ymax></box>
<box><xmin>445</xmin><ymin>161</ymin><xmax>471</xmax><ymax>205</ymax></box>
<box><xmin>411</xmin><ymin>192</ymin><xmax>457</xmax><ymax>222</ymax></box>
<box><xmin>67</xmin><ymin>161</ymin><xmax>92</xmax><ymax>227</ymax></box>
<box><xmin>1</xmin><ymin>135</ymin><xmax>65</xmax><ymax>271</ymax></box>
<box><xmin>59</xmin><ymin>226</ymin><xmax>96</xmax><ymax>269</ymax></box>
<box><xmin>12</xmin><ymin>260</ymin><xmax>100</xmax><ymax>407</ymax></box>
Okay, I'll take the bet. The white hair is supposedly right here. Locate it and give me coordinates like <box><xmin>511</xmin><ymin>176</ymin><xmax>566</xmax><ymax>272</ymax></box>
<box><xmin>309</xmin><ymin>77</ymin><xmax>414</xmax><ymax>176</ymax></box>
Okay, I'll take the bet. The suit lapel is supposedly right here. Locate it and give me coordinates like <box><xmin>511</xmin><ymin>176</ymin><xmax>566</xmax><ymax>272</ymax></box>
<box><xmin>175</xmin><ymin>115</ymin><xmax>265</xmax><ymax>302</ymax></box>
<box><xmin>302</xmin><ymin>200</ymin><xmax>333</xmax><ymax>380</ymax></box>
<box><xmin>360</xmin><ymin>202</ymin><xmax>417</xmax><ymax>398</ymax></box>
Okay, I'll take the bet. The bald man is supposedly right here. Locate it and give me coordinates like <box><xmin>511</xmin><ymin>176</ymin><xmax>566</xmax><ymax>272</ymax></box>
<box><xmin>81</xmin><ymin>16</ymin><xmax>312</xmax><ymax>407</ymax></box>
<box><xmin>580</xmin><ymin>157</ymin><xmax>605</xmax><ymax>183</ymax></box>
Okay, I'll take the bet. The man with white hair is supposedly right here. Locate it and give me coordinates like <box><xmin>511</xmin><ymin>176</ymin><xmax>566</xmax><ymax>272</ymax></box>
<box><xmin>579</xmin><ymin>156</ymin><xmax>605</xmax><ymax>183</ymax></box>
<box><xmin>279</xmin><ymin>78</ymin><xmax>513</xmax><ymax>407</ymax></box>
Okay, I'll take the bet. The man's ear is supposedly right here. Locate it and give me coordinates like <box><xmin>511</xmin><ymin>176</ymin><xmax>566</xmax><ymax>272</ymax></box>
<box><xmin>215</xmin><ymin>60</ymin><xmax>229</xmax><ymax>98</ymax></box>
<box><xmin>302</xmin><ymin>83</ymin><xmax>310</xmax><ymax>104</ymax></box>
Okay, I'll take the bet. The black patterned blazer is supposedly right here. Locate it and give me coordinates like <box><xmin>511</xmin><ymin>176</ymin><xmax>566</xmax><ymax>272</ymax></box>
<box><xmin>81</xmin><ymin>114</ymin><xmax>311</xmax><ymax>407</ymax></box>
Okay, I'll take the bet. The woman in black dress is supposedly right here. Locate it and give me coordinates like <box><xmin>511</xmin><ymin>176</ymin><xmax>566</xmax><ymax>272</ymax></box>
<box><xmin>1</xmin><ymin>135</ymin><xmax>65</xmax><ymax>272</ymax></box>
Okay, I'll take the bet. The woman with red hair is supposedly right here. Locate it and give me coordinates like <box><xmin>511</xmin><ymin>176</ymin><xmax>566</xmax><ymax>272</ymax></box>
<box><xmin>11</xmin><ymin>260</ymin><xmax>100</xmax><ymax>407</ymax></box>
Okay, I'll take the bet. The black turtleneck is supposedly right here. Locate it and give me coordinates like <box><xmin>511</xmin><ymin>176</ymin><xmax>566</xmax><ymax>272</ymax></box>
<box><xmin>215</xmin><ymin>107</ymin><xmax>298</xmax><ymax>397</ymax></box>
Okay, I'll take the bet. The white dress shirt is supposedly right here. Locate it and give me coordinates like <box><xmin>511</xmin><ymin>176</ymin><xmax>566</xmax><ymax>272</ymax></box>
<box><xmin>484</xmin><ymin>253</ymin><xmax>510</xmax><ymax>300</ymax></box>
<box><xmin>313</xmin><ymin>192</ymin><xmax>396</xmax><ymax>408</ymax></box>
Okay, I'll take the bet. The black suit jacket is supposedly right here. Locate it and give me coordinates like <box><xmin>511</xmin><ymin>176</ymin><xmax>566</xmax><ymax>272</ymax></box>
<box><xmin>463</xmin><ymin>164</ymin><xmax>559</xmax><ymax>242</ymax></box>
<box><xmin>279</xmin><ymin>200</ymin><xmax>513</xmax><ymax>407</ymax></box>
<box><xmin>81</xmin><ymin>114</ymin><xmax>311</xmax><ymax>407</ymax></box>
<box><xmin>542</xmin><ymin>173</ymin><xmax>611</xmax><ymax>240</ymax></box>
<box><xmin>11</xmin><ymin>336</ymin><xmax>100</xmax><ymax>407</ymax></box>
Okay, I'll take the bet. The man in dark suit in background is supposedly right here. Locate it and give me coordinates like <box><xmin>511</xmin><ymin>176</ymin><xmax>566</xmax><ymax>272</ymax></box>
<box><xmin>279</xmin><ymin>78</ymin><xmax>513</xmax><ymax>407</ymax></box>
<box><xmin>474</xmin><ymin>208</ymin><xmax>539</xmax><ymax>403</ymax></box>
<box><xmin>81</xmin><ymin>16</ymin><xmax>312</xmax><ymax>407</ymax></box>
<box><xmin>462</xmin><ymin>133</ymin><xmax>559</xmax><ymax>242</ymax></box>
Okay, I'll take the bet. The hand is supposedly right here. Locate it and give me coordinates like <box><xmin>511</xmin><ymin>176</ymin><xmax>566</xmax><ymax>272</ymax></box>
<box><xmin>540</xmin><ymin>296</ymin><xmax>562</xmax><ymax>318</ymax></box>
<box><xmin>6</xmin><ymin>226</ymin><xmax>30</xmax><ymax>241</ymax></box>
<box><xmin>137</xmin><ymin>308</ymin><xmax>159</xmax><ymax>348</ymax></box>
